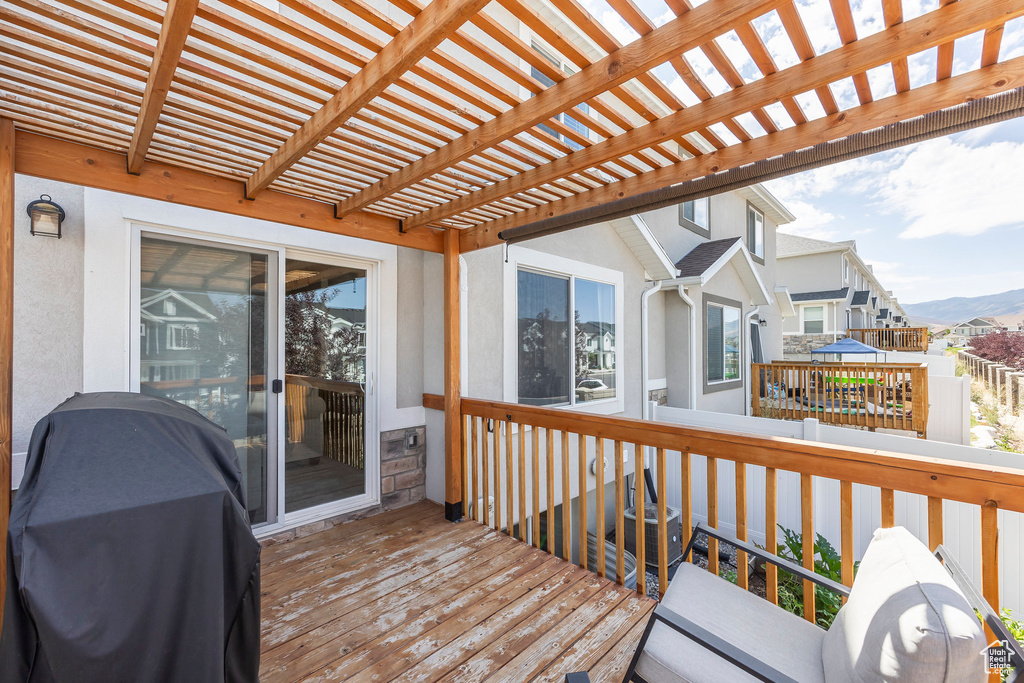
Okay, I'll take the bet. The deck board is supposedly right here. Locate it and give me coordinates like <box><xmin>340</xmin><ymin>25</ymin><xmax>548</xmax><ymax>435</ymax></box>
<box><xmin>260</xmin><ymin>501</ymin><xmax>655</xmax><ymax>682</ymax></box>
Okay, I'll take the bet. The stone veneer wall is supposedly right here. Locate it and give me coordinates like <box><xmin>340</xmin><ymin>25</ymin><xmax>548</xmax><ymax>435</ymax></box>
<box><xmin>783</xmin><ymin>333</ymin><xmax>842</xmax><ymax>356</ymax></box>
<box><xmin>260</xmin><ymin>425</ymin><xmax>426</xmax><ymax>547</ymax></box>
<box><xmin>648</xmin><ymin>388</ymin><xmax>667</xmax><ymax>405</ymax></box>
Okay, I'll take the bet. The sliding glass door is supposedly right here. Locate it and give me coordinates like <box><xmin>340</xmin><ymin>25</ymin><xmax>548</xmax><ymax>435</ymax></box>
<box><xmin>136</xmin><ymin>233</ymin><xmax>373</xmax><ymax>528</ymax></box>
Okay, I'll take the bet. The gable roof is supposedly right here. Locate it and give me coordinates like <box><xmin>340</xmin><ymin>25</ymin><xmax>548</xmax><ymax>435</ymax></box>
<box><xmin>610</xmin><ymin>215</ymin><xmax>678</xmax><ymax>281</ymax></box>
<box><xmin>851</xmin><ymin>290</ymin><xmax>870</xmax><ymax>306</ymax></box>
<box><xmin>877</xmin><ymin>308</ymin><xmax>890</xmax><ymax>319</ymax></box>
<box><xmin>790</xmin><ymin>287</ymin><xmax>850</xmax><ymax>302</ymax></box>
<box><xmin>674</xmin><ymin>238</ymin><xmax>771</xmax><ymax>306</ymax></box>
<box><xmin>777</xmin><ymin>233</ymin><xmax>856</xmax><ymax>258</ymax></box>
<box><xmin>675</xmin><ymin>238</ymin><xmax>740</xmax><ymax>277</ymax></box>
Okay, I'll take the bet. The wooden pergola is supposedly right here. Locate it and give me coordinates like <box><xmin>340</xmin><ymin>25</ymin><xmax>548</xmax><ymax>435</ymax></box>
<box><xmin>1</xmin><ymin>0</ymin><xmax>1023</xmax><ymax>621</ymax></box>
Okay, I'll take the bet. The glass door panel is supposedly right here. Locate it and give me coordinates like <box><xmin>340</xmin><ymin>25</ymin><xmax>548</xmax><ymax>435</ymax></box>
<box><xmin>284</xmin><ymin>258</ymin><xmax>368</xmax><ymax>513</ymax></box>
<box><xmin>139</xmin><ymin>236</ymin><xmax>271</xmax><ymax>524</ymax></box>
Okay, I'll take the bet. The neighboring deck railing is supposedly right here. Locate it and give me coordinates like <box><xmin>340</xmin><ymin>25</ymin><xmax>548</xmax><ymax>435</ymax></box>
<box><xmin>424</xmin><ymin>393</ymin><xmax>1021</xmax><ymax>640</ymax></box>
<box><xmin>286</xmin><ymin>374</ymin><xmax>364</xmax><ymax>469</ymax></box>
<box><xmin>848</xmin><ymin>327</ymin><xmax>929</xmax><ymax>352</ymax></box>
<box><xmin>751</xmin><ymin>361</ymin><xmax>928</xmax><ymax>437</ymax></box>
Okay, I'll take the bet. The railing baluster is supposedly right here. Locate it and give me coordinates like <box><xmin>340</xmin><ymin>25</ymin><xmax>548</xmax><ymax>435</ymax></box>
<box><xmin>481</xmin><ymin>417</ymin><xmax>490</xmax><ymax>527</ymax></box>
<box><xmin>615</xmin><ymin>440</ymin><xmax>625</xmax><ymax>586</ymax></box>
<box><xmin>596</xmin><ymin>438</ymin><xmax>606</xmax><ymax>579</ymax></box>
<box><xmin>735</xmin><ymin>460</ymin><xmax>748</xmax><ymax>591</ymax></box>
<box><xmin>579</xmin><ymin>433</ymin><xmax>588</xmax><ymax>571</ymax></box>
<box><xmin>635</xmin><ymin>442</ymin><xmax>645</xmax><ymax>595</ymax></box>
<box><xmin>707</xmin><ymin>455</ymin><xmax>718</xmax><ymax>577</ymax></box>
<box><xmin>562</xmin><ymin>431</ymin><xmax>571</xmax><ymax>561</ymax></box>
<box><xmin>492</xmin><ymin>419</ymin><xmax>500</xmax><ymax>531</ymax></box>
<box><xmin>470</xmin><ymin>416</ymin><xmax>478</xmax><ymax>521</ymax></box>
<box><xmin>462</xmin><ymin>414</ymin><xmax>469</xmax><ymax>520</ymax></box>
<box><xmin>881</xmin><ymin>488</ymin><xmax>895</xmax><ymax>528</ymax></box>
<box><xmin>766</xmin><ymin>467</ymin><xmax>778</xmax><ymax>605</ymax></box>
<box><xmin>927</xmin><ymin>496</ymin><xmax>943</xmax><ymax>551</ymax></box>
<box><xmin>982</xmin><ymin>501</ymin><xmax>1000</xmax><ymax>646</ymax></box>
<box><xmin>518</xmin><ymin>424</ymin><xmax>526</xmax><ymax>542</ymax></box>
<box><xmin>546</xmin><ymin>427</ymin><xmax>555</xmax><ymax>555</ymax></box>
<box><xmin>532</xmin><ymin>426</ymin><xmax>540</xmax><ymax>548</ymax></box>
<box><xmin>840</xmin><ymin>480</ymin><xmax>854</xmax><ymax>600</ymax></box>
<box><xmin>801</xmin><ymin>473</ymin><xmax>815</xmax><ymax>623</ymax></box>
<box><xmin>657</xmin><ymin>447</ymin><xmax>668</xmax><ymax>601</ymax></box>
<box><xmin>505</xmin><ymin>419</ymin><xmax>514</xmax><ymax>536</ymax></box>
<box><xmin>681</xmin><ymin>452</ymin><xmax>692</xmax><ymax>559</ymax></box>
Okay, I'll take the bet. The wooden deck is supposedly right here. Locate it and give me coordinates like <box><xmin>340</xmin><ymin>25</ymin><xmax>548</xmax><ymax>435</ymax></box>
<box><xmin>259</xmin><ymin>501</ymin><xmax>655</xmax><ymax>682</ymax></box>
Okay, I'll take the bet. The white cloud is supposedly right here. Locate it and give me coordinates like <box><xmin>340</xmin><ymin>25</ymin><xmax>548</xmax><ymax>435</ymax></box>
<box><xmin>771</xmin><ymin>199</ymin><xmax>838</xmax><ymax>239</ymax></box>
<box><xmin>876</xmin><ymin>137</ymin><xmax>1024</xmax><ymax>238</ymax></box>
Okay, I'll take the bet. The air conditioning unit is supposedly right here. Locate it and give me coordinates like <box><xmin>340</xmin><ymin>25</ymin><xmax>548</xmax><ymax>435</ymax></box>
<box><xmin>474</xmin><ymin>496</ymin><xmax>495</xmax><ymax>522</ymax></box>
<box><xmin>624</xmin><ymin>504</ymin><xmax>683</xmax><ymax>570</ymax></box>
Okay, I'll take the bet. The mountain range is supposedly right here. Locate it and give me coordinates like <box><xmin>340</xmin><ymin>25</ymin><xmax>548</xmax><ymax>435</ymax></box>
<box><xmin>904</xmin><ymin>288</ymin><xmax>1024</xmax><ymax>325</ymax></box>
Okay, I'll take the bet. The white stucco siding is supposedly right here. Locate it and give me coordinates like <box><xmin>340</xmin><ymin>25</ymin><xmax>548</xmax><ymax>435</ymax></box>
<box><xmin>777</xmin><ymin>251</ymin><xmax>843</xmax><ymax>294</ymax></box>
<box><xmin>12</xmin><ymin>176</ymin><xmax>86</xmax><ymax>483</ymax></box>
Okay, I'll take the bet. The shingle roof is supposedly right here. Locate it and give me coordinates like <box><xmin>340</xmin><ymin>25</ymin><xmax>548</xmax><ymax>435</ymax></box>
<box><xmin>851</xmin><ymin>290</ymin><xmax>870</xmax><ymax>306</ymax></box>
<box><xmin>674</xmin><ymin>238</ymin><xmax>741</xmax><ymax>278</ymax></box>
<box><xmin>877</xmin><ymin>308</ymin><xmax>890</xmax><ymax>319</ymax></box>
<box><xmin>790</xmin><ymin>287</ymin><xmax>850</xmax><ymax>302</ymax></box>
<box><xmin>777</xmin><ymin>233</ymin><xmax>856</xmax><ymax>257</ymax></box>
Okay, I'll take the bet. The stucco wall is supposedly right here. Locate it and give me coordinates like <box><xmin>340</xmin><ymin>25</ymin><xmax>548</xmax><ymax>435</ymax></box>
<box><xmin>396</xmin><ymin>247</ymin><xmax>424</xmax><ymax>409</ymax></box>
<box><xmin>11</xmin><ymin>176</ymin><xmax>85</xmax><ymax>479</ymax></box>
<box><xmin>777</xmin><ymin>251</ymin><xmax>843</xmax><ymax>295</ymax></box>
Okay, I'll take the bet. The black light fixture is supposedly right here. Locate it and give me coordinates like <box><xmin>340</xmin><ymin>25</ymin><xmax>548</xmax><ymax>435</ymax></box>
<box><xmin>26</xmin><ymin>194</ymin><xmax>65</xmax><ymax>239</ymax></box>
<box><xmin>759</xmin><ymin>319</ymin><xmax>769</xmax><ymax>328</ymax></box>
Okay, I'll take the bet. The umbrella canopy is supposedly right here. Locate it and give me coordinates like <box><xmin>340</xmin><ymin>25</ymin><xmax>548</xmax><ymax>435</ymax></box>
<box><xmin>811</xmin><ymin>337</ymin><xmax>885</xmax><ymax>355</ymax></box>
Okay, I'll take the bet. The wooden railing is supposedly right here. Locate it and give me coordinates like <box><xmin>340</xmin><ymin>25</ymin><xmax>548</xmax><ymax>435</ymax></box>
<box><xmin>751</xmin><ymin>361</ymin><xmax>929</xmax><ymax>437</ymax></box>
<box><xmin>848</xmin><ymin>327</ymin><xmax>929</xmax><ymax>352</ymax></box>
<box><xmin>286</xmin><ymin>375</ymin><xmax>364</xmax><ymax>469</ymax></box>
<box><xmin>425</xmin><ymin>393</ymin><xmax>1023</xmax><ymax>644</ymax></box>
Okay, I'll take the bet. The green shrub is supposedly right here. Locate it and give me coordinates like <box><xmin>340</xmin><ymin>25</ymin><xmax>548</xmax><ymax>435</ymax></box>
<box><xmin>773</xmin><ymin>525</ymin><xmax>853</xmax><ymax>629</ymax></box>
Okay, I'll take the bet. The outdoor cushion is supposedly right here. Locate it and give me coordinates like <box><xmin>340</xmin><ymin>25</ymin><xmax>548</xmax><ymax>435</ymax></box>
<box><xmin>633</xmin><ymin>562</ymin><xmax>827</xmax><ymax>683</ymax></box>
<box><xmin>821</xmin><ymin>526</ymin><xmax>987</xmax><ymax>683</ymax></box>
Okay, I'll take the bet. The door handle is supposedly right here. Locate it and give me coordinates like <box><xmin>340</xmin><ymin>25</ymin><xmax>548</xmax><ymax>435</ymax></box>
<box><xmin>272</xmin><ymin>379</ymin><xmax>283</xmax><ymax>394</ymax></box>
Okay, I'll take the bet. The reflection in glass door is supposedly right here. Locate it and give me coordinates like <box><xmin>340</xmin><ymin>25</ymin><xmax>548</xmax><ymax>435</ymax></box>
<box><xmin>284</xmin><ymin>258</ymin><xmax>368</xmax><ymax>513</ymax></box>
<box><xmin>139</xmin><ymin>236</ymin><xmax>271</xmax><ymax>524</ymax></box>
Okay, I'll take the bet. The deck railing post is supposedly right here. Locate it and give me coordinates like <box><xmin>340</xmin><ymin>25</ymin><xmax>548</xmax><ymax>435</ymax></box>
<box><xmin>0</xmin><ymin>118</ymin><xmax>13</xmax><ymax>635</ymax></box>
<box><xmin>443</xmin><ymin>228</ymin><xmax>463</xmax><ymax>522</ymax></box>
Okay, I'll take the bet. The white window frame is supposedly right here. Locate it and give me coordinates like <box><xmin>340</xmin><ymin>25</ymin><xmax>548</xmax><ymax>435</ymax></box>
<box><xmin>802</xmin><ymin>305</ymin><xmax>825</xmax><ymax>334</ymax></box>
<box><xmin>165</xmin><ymin>322</ymin><xmax>198</xmax><ymax>350</ymax></box>
<box><xmin>747</xmin><ymin>203</ymin><xmax>765</xmax><ymax>262</ymax></box>
<box><xmin>705</xmin><ymin>299</ymin><xmax>742</xmax><ymax>387</ymax></box>
<box><xmin>503</xmin><ymin>246</ymin><xmax>625</xmax><ymax>415</ymax></box>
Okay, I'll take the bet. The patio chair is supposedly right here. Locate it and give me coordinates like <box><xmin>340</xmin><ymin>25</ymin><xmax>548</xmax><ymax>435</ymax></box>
<box><xmin>622</xmin><ymin>523</ymin><xmax>1023</xmax><ymax>683</ymax></box>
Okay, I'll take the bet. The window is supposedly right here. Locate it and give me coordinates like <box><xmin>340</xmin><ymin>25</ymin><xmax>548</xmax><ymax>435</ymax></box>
<box><xmin>679</xmin><ymin>197</ymin><xmax>710</xmax><ymax>236</ymax></box>
<box><xmin>705</xmin><ymin>296</ymin><xmax>741</xmax><ymax>389</ymax></box>
<box><xmin>531</xmin><ymin>43</ymin><xmax>590</xmax><ymax>151</ymax></box>
<box><xmin>747</xmin><ymin>204</ymin><xmax>765</xmax><ymax>261</ymax></box>
<box><xmin>803</xmin><ymin>306</ymin><xmax>824</xmax><ymax>334</ymax></box>
<box><xmin>517</xmin><ymin>268</ymin><xmax>616</xmax><ymax>407</ymax></box>
<box><xmin>166</xmin><ymin>323</ymin><xmax>198</xmax><ymax>350</ymax></box>
<box><xmin>844</xmin><ymin>259</ymin><xmax>850</xmax><ymax>283</ymax></box>
<box><xmin>163</xmin><ymin>299</ymin><xmax>176</xmax><ymax>316</ymax></box>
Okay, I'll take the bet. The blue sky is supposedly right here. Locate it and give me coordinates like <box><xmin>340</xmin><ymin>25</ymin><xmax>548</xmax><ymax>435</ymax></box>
<box><xmin>572</xmin><ymin>0</ymin><xmax>1024</xmax><ymax>303</ymax></box>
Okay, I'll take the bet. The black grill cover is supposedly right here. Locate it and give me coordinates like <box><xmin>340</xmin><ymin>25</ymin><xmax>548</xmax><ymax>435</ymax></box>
<box><xmin>0</xmin><ymin>392</ymin><xmax>261</xmax><ymax>683</ymax></box>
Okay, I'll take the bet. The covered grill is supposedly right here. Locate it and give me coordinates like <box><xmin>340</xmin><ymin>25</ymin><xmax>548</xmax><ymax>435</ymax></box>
<box><xmin>0</xmin><ymin>392</ymin><xmax>260</xmax><ymax>683</ymax></box>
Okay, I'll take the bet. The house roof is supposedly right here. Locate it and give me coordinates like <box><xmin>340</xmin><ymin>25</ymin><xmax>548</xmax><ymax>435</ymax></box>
<box><xmin>610</xmin><ymin>215</ymin><xmax>678</xmax><ymax>282</ymax></box>
<box><xmin>877</xmin><ymin>308</ymin><xmax>890</xmax><ymax>319</ymax></box>
<box><xmin>774</xmin><ymin>286</ymin><xmax>797</xmax><ymax>318</ymax></box>
<box><xmin>851</xmin><ymin>290</ymin><xmax>870</xmax><ymax>306</ymax></box>
<box><xmin>675</xmin><ymin>238</ymin><xmax>740</xmax><ymax>277</ymax></box>
<box><xmin>674</xmin><ymin>238</ymin><xmax>771</xmax><ymax>306</ymax></box>
<box><xmin>776</xmin><ymin>233</ymin><xmax>856</xmax><ymax>258</ymax></box>
<box><xmin>790</xmin><ymin>287</ymin><xmax>850</xmax><ymax>302</ymax></box>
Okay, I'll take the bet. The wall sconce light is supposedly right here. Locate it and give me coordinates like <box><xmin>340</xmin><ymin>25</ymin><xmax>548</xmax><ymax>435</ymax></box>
<box><xmin>26</xmin><ymin>194</ymin><xmax>65</xmax><ymax>239</ymax></box>
<box><xmin>759</xmin><ymin>319</ymin><xmax>769</xmax><ymax>328</ymax></box>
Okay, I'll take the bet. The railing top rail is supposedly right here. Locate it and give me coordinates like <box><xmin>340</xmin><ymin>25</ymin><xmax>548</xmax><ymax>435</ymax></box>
<box><xmin>764</xmin><ymin>361</ymin><xmax>928</xmax><ymax>370</ymax></box>
<box><xmin>425</xmin><ymin>393</ymin><xmax>1024</xmax><ymax>513</ymax></box>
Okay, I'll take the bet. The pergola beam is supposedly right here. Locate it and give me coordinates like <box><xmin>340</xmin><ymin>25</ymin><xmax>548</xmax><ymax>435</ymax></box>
<box><xmin>414</xmin><ymin>0</ymin><xmax>1024</xmax><ymax>230</ymax></box>
<box><xmin>245</xmin><ymin>0</ymin><xmax>492</xmax><ymax>199</ymax></box>
<box><xmin>126</xmin><ymin>0</ymin><xmax>200</xmax><ymax>175</ymax></box>
<box><xmin>0</xmin><ymin>117</ymin><xmax>13</xmax><ymax>636</ymax></box>
<box><xmin>334</xmin><ymin>0</ymin><xmax>789</xmax><ymax>217</ymax></box>
<box><xmin>459</xmin><ymin>55</ymin><xmax>1024</xmax><ymax>251</ymax></box>
<box><xmin>14</xmin><ymin>130</ymin><xmax>443</xmax><ymax>252</ymax></box>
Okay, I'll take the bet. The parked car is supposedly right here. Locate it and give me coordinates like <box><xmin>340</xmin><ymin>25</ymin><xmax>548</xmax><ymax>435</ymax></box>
<box><xmin>575</xmin><ymin>378</ymin><xmax>614</xmax><ymax>401</ymax></box>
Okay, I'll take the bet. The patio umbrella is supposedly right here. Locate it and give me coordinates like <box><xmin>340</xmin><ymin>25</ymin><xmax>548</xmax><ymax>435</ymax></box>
<box><xmin>811</xmin><ymin>336</ymin><xmax>886</xmax><ymax>362</ymax></box>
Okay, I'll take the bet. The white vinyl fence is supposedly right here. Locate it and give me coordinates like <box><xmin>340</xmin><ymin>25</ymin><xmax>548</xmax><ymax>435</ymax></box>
<box><xmin>650</xmin><ymin>403</ymin><xmax>1024</xmax><ymax>615</ymax></box>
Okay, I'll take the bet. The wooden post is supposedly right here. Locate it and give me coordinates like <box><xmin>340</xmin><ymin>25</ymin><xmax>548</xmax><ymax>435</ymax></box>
<box><xmin>443</xmin><ymin>228</ymin><xmax>462</xmax><ymax>521</ymax></box>
<box><xmin>0</xmin><ymin>117</ymin><xmax>14</xmax><ymax>635</ymax></box>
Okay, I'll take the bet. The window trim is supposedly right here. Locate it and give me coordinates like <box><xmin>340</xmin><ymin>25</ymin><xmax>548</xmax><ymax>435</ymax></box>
<box><xmin>703</xmin><ymin>293</ymin><xmax>743</xmax><ymax>395</ymax></box>
<box><xmin>503</xmin><ymin>246</ymin><xmax>625</xmax><ymax>415</ymax></box>
<box><xmin>746</xmin><ymin>202</ymin><xmax>765</xmax><ymax>265</ymax></box>
<box><xmin>678</xmin><ymin>197</ymin><xmax>711</xmax><ymax>238</ymax></box>
<box><xmin>802</xmin><ymin>305</ymin><xmax>825</xmax><ymax>334</ymax></box>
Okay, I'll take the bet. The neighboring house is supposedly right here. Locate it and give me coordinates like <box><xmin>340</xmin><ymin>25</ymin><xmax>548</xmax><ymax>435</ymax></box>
<box><xmin>776</xmin><ymin>233</ymin><xmax>911</xmax><ymax>358</ymax></box>
<box><xmin>948</xmin><ymin>317</ymin><xmax>1004</xmax><ymax>346</ymax></box>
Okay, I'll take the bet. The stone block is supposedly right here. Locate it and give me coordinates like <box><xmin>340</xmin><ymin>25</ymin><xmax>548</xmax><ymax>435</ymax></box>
<box><xmin>382</xmin><ymin>455</ymin><xmax>419</xmax><ymax>476</ymax></box>
<box><xmin>395</xmin><ymin>469</ymin><xmax>426</xmax><ymax>490</ymax></box>
<box><xmin>294</xmin><ymin>520</ymin><xmax>327</xmax><ymax>539</ymax></box>
<box><xmin>381</xmin><ymin>475</ymin><xmax>395</xmax><ymax>494</ymax></box>
<box><xmin>383</xmin><ymin>489</ymin><xmax>410</xmax><ymax>510</ymax></box>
